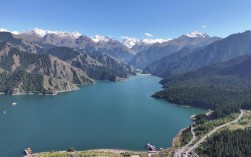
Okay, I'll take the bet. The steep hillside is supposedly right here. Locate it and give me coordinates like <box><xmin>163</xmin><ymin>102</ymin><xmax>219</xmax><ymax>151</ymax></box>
<box><xmin>0</xmin><ymin>32</ymin><xmax>45</xmax><ymax>54</ymax></box>
<box><xmin>151</xmin><ymin>31</ymin><xmax>251</xmax><ymax>77</ymax></box>
<box><xmin>18</xmin><ymin>29</ymin><xmax>134</xmax><ymax>62</ymax></box>
<box><xmin>0</xmin><ymin>42</ymin><xmax>94</xmax><ymax>94</ymax></box>
<box><xmin>129</xmin><ymin>33</ymin><xmax>220</xmax><ymax>69</ymax></box>
<box><xmin>48</xmin><ymin>47</ymin><xmax>135</xmax><ymax>81</ymax></box>
<box><xmin>143</xmin><ymin>46</ymin><xmax>204</xmax><ymax>77</ymax></box>
<box><xmin>153</xmin><ymin>55</ymin><xmax>251</xmax><ymax>117</ymax></box>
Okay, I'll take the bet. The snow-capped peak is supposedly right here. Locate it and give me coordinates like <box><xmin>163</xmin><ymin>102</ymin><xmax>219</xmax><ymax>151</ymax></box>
<box><xmin>142</xmin><ymin>38</ymin><xmax>171</xmax><ymax>45</ymax></box>
<box><xmin>122</xmin><ymin>37</ymin><xmax>171</xmax><ymax>48</ymax></box>
<box><xmin>49</xmin><ymin>31</ymin><xmax>81</xmax><ymax>39</ymax></box>
<box><xmin>185</xmin><ymin>31</ymin><xmax>208</xmax><ymax>38</ymax></box>
<box><xmin>22</xmin><ymin>28</ymin><xmax>81</xmax><ymax>38</ymax></box>
<box><xmin>0</xmin><ymin>28</ymin><xmax>19</xmax><ymax>35</ymax></box>
<box><xmin>23</xmin><ymin>28</ymin><xmax>49</xmax><ymax>37</ymax></box>
<box><xmin>11</xmin><ymin>31</ymin><xmax>20</xmax><ymax>35</ymax></box>
<box><xmin>122</xmin><ymin>37</ymin><xmax>141</xmax><ymax>48</ymax></box>
<box><xmin>0</xmin><ymin>28</ymin><xmax>8</xmax><ymax>32</ymax></box>
<box><xmin>91</xmin><ymin>34</ymin><xmax>115</xmax><ymax>43</ymax></box>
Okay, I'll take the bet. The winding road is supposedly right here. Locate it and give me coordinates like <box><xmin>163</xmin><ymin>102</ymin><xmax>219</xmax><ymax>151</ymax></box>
<box><xmin>173</xmin><ymin>126</ymin><xmax>196</xmax><ymax>157</ymax></box>
<box><xmin>174</xmin><ymin>110</ymin><xmax>244</xmax><ymax>157</ymax></box>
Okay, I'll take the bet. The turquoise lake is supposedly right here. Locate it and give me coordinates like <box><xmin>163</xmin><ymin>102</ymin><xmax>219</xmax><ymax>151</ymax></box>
<box><xmin>0</xmin><ymin>75</ymin><xmax>204</xmax><ymax>156</ymax></box>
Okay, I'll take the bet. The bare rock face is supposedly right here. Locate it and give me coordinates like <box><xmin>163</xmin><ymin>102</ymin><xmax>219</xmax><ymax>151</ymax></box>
<box><xmin>0</xmin><ymin>31</ymin><xmax>136</xmax><ymax>95</ymax></box>
<box><xmin>42</xmin><ymin>76</ymin><xmax>80</xmax><ymax>94</ymax></box>
<box><xmin>17</xmin><ymin>31</ymin><xmax>134</xmax><ymax>63</ymax></box>
<box><xmin>0</xmin><ymin>42</ymin><xmax>94</xmax><ymax>95</ymax></box>
<box><xmin>27</xmin><ymin>54</ymin><xmax>94</xmax><ymax>84</ymax></box>
<box><xmin>145</xmin><ymin>31</ymin><xmax>251</xmax><ymax>77</ymax></box>
<box><xmin>0</xmin><ymin>32</ymin><xmax>45</xmax><ymax>54</ymax></box>
<box><xmin>129</xmin><ymin>35</ymin><xmax>221</xmax><ymax>69</ymax></box>
<box><xmin>47</xmin><ymin>47</ymin><xmax>136</xmax><ymax>81</ymax></box>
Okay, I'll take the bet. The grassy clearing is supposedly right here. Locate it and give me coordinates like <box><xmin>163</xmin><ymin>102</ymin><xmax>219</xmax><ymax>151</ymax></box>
<box><xmin>172</xmin><ymin>127</ymin><xmax>192</xmax><ymax>148</ymax></box>
<box><xmin>195</xmin><ymin>110</ymin><xmax>251</xmax><ymax>157</ymax></box>
<box><xmin>172</xmin><ymin>128</ymin><xmax>186</xmax><ymax>148</ymax></box>
<box><xmin>194</xmin><ymin>113</ymin><xmax>238</xmax><ymax>140</ymax></box>
<box><xmin>227</xmin><ymin>110</ymin><xmax>251</xmax><ymax>130</ymax></box>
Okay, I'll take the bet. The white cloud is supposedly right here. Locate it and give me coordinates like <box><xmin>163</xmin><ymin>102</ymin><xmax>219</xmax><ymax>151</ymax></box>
<box><xmin>144</xmin><ymin>33</ymin><xmax>153</xmax><ymax>37</ymax></box>
<box><xmin>201</xmin><ymin>25</ymin><xmax>207</xmax><ymax>29</ymax></box>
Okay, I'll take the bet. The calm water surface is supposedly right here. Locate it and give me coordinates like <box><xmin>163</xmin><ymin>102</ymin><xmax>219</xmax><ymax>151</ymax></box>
<box><xmin>0</xmin><ymin>75</ymin><xmax>204</xmax><ymax>156</ymax></box>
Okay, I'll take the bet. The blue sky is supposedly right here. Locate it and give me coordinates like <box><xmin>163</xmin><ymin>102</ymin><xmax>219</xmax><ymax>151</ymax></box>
<box><xmin>0</xmin><ymin>0</ymin><xmax>251</xmax><ymax>39</ymax></box>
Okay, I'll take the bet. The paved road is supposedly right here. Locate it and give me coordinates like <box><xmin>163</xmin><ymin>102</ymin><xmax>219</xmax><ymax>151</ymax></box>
<box><xmin>185</xmin><ymin>110</ymin><xmax>244</xmax><ymax>154</ymax></box>
<box><xmin>174</xmin><ymin>110</ymin><xmax>244</xmax><ymax>157</ymax></box>
<box><xmin>173</xmin><ymin>126</ymin><xmax>196</xmax><ymax>157</ymax></box>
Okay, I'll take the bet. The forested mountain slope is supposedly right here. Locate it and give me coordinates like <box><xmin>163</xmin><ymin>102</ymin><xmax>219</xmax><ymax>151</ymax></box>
<box><xmin>153</xmin><ymin>55</ymin><xmax>251</xmax><ymax>117</ymax></box>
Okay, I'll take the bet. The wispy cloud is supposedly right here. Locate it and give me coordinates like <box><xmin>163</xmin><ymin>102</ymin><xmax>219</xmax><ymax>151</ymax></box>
<box><xmin>201</xmin><ymin>25</ymin><xmax>207</xmax><ymax>29</ymax></box>
<box><xmin>144</xmin><ymin>33</ymin><xmax>153</xmax><ymax>37</ymax></box>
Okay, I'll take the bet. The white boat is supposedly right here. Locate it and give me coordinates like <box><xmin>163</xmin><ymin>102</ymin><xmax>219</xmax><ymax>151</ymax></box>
<box><xmin>146</xmin><ymin>143</ymin><xmax>157</xmax><ymax>151</ymax></box>
<box><xmin>24</xmin><ymin>147</ymin><xmax>32</xmax><ymax>156</ymax></box>
<box><xmin>3</xmin><ymin>110</ymin><xmax>6</xmax><ymax>114</ymax></box>
<box><xmin>12</xmin><ymin>102</ymin><xmax>17</xmax><ymax>106</ymax></box>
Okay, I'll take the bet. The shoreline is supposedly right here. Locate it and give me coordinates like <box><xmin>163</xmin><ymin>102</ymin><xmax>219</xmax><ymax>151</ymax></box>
<box><xmin>0</xmin><ymin>75</ymin><xmax>155</xmax><ymax>96</ymax></box>
<box><xmin>0</xmin><ymin>83</ymin><xmax>89</xmax><ymax>96</ymax></box>
<box><xmin>28</xmin><ymin>149</ymin><xmax>147</xmax><ymax>157</ymax></box>
<box><xmin>153</xmin><ymin>95</ymin><xmax>209</xmax><ymax>111</ymax></box>
<box><xmin>0</xmin><ymin>76</ymin><xmax>136</xmax><ymax>96</ymax></box>
<box><xmin>0</xmin><ymin>88</ymin><xmax>79</xmax><ymax>96</ymax></box>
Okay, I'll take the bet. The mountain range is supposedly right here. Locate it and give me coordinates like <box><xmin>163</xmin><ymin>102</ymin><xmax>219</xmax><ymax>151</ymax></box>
<box><xmin>144</xmin><ymin>30</ymin><xmax>251</xmax><ymax>77</ymax></box>
<box><xmin>1</xmin><ymin>28</ymin><xmax>217</xmax><ymax>64</ymax></box>
<box><xmin>129</xmin><ymin>32</ymin><xmax>221</xmax><ymax>69</ymax></box>
<box><xmin>1</xmin><ymin>27</ymin><xmax>251</xmax><ymax>96</ymax></box>
<box><xmin>1</xmin><ymin>28</ymin><xmax>174</xmax><ymax>63</ymax></box>
<box><xmin>149</xmin><ymin>30</ymin><xmax>251</xmax><ymax>118</ymax></box>
<box><xmin>122</xmin><ymin>37</ymin><xmax>171</xmax><ymax>53</ymax></box>
<box><xmin>0</xmin><ymin>31</ymin><xmax>136</xmax><ymax>94</ymax></box>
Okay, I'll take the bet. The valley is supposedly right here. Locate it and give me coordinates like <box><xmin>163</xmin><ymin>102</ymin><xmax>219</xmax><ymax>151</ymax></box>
<box><xmin>1</xmin><ymin>27</ymin><xmax>251</xmax><ymax>157</ymax></box>
<box><xmin>0</xmin><ymin>75</ymin><xmax>203</xmax><ymax>157</ymax></box>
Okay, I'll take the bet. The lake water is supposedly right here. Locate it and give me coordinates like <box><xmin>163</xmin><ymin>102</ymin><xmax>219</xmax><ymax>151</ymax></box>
<box><xmin>0</xmin><ymin>75</ymin><xmax>203</xmax><ymax>156</ymax></box>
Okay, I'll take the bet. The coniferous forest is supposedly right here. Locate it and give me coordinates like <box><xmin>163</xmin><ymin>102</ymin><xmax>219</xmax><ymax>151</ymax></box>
<box><xmin>153</xmin><ymin>55</ymin><xmax>251</xmax><ymax>118</ymax></box>
<box><xmin>197</xmin><ymin>128</ymin><xmax>251</xmax><ymax>157</ymax></box>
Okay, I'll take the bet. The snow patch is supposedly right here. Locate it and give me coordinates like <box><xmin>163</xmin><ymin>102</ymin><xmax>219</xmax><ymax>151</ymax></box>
<box><xmin>185</xmin><ymin>31</ymin><xmax>208</xmax><ymax>38</ymax></box>
<box><xmin>142</xmin><ymin>38</ymin><xmax>171</xmax><ymax>44</ymax></box>
<box><xmin>11</xmin><ymin>31</ymin><xmax>20</xmax><ymax>35</ymax></box>
<box><xmin>22</xmin><ymin>28</ymin><xmax>81</xmax><ymax>38</ymax></box>
<box><xmin>0</xmin><ymin>28</ymin><xmax>19</xmax><ymax>35</ymax></box>
<box><xmin>122</xmin><ymin>37</ymin><xmax>141</xmax><ymax>48</ymax></box>
<box><xmin>0</xmin><ymin>28</ymin><xmax>8</xmax><ymax>32</ymax></box>
<box><xmin>91</xmin><ymin>34</ymin><xmax>116</xmax><ymax>43</ymax></box>
<box><xmin>122</xmin><ymin>37</ymin><xmax>171</xmax><ymax>48</ymax></box>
